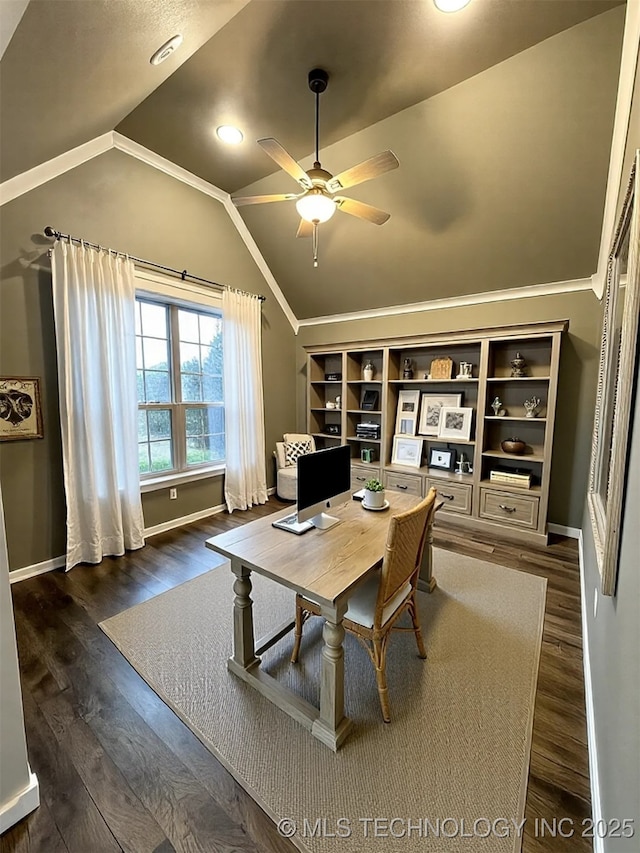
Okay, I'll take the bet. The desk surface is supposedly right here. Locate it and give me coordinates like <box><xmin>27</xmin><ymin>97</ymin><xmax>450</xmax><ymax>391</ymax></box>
<box><xmin>205</xmin><ymin>492</ymin><xmax>419</xmax><ymax>607</ymax></box>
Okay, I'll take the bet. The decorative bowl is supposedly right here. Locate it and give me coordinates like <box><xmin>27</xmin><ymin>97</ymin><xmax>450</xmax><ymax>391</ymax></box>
<box><xmin>501</xmin><ymin>438</ymin><xmax>526</xmax><ymax>455</ymax></box>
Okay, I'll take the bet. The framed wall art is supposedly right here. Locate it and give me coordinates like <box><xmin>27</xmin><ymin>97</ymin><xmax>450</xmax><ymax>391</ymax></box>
<box><xmin>428</xmin><ymin>446</ymin><xmax>455</xmax><ymax>471</ymax></box>
<box><xmin>0</xmin><ymin>377</ymin><xmax>44</xmax><ymax>441</ymax></box>
<box><xmin>437</xmin><ymin>406</ymin><xmax>473</xmax><ymax>442</ymax></box>
<box><xmin>418</xmin><ymin>393</ymin><xmax>463</xmax><ymax>436</ymax></box>
<box><xmin>391</xmin><ymin>435</ymin><xmax>423</xmax><ymax>468</ymax></box>
<box><xmin>394</xmin><ymin>389</ymin><xmax>420</xmax><ymax>435</ymax></box>
<box><xmin>587</xmin><ymin>153</ymin><xmax>639</xmax><ymax>596</ymax></box>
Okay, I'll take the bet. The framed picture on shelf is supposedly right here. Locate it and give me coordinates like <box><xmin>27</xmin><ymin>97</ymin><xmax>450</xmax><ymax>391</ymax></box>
<box><xmin>0</xmin><ymin>377</ymin><xmax>44</xmax><ymax>441</ymax></box>
<box><xmin>418</xmin><ymin>393</ymin><xmax>462</xmax><ymax>436</ymax></box>
<box><xmin>361</xmin><ymin>389</ymin><xmax>379</xmax><ymax>411</ymax></box>
<box><xmin>391</xmin><ymin>435</ymin><xmax>423</xmax><ymax>468</ymax></box>
<box><xmin>394</xmin><ymin>389</ymin><xmax>420</xmax><ymax>435</ymax></box>
<box><xmin>428</xmin><ymin>446</ymin><xmax>455</xmax><ymax>471</ymax></box>
<box><xmin>437</xmin><ymin>406</ymin><xmax>473</xmax><ymax>441</ymax></box>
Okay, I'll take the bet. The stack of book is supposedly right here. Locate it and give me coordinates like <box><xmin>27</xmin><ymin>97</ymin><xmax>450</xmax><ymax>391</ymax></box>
<box><xmin>489</xmin><ymin>468</ymin><xmax>532</xmax><ymax>489</ymax></box>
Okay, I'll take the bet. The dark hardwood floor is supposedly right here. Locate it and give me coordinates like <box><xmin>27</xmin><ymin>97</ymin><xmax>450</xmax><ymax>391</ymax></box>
<box><xmin>3</xmin><ymin>499</ymin><xmax>590</xmax><ymax>853</ymax></box>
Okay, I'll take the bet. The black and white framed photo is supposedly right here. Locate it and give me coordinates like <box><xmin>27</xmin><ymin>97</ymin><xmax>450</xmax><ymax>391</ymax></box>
<box><xmin>391</xmin><ymin>435</ymin><xmax>423</xmax><ymax>468</ymax></box>
<box><xmin>394</xmin><ymin>389</ymin><xmax>420</xmax><ymax>435</ymax></box>
<box><xmin>0</xmin><ymin>377</ymin><xmax>44</xmax><ymax>441</ymax></box>
<box><xmin>428</xmin><ymin>445</ymin><xmax>455</xmax><ymax>471</ymax></box>
<box><xmin>437</xmin><ymin>406</ymin><xmax>473</xmax><ymax>441</ymax></box>
<box><xmin>418</xmin><ymin>393</ymin><xmax>463</xmax><ymax>436</ymax></box>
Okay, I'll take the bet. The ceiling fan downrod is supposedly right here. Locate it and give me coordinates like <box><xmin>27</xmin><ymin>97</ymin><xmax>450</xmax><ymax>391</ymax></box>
<box><xmin>308</xmin><ymin>68</ymin><xmax>329</xmax><ymax>168</ymax></box>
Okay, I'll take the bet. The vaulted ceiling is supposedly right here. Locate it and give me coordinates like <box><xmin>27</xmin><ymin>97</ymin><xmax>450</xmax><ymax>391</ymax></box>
<box><xmin>0</xmin><ymin>0</ymin><xmax>626</xmax><ymax>320</ymax></box>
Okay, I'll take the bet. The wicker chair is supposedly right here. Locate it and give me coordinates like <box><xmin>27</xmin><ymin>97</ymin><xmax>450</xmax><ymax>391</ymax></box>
<box><xmin>290</xmin><ymin>487</ymin><xmax>437</xmax><ymax>722</ymax></box>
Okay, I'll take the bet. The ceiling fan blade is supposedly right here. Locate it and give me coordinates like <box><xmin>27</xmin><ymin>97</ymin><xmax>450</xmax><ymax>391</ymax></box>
<box><xmin>258</xmin><ymin>138</ymin><xmax>312</xmax><ymax>189</ymax></box>
<box><xmin>326</xmin><ymin>150</ymin><xmax>399</xmax><ymax>193</ymax></box>
<box><xmin>232</xmin><ymin>193</ymin><xmax>299</xmax><ymax>207</ymax></box>
<box><xmin>335</xmin><ymin>197</ymin><xmax>391</xmax><ymax>225</ymax></box>
<box><xmin>296</xmin><ymin>219</ymin><xmax>314</xmax><ymax>238</ymax></box>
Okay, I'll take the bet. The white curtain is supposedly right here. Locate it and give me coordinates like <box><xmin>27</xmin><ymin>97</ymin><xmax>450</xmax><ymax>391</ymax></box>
<box><xmin>222</xmin><ymin>288</ymin><xmax>268</xmax><ymax>511</ymax></box>
<box><xmin>51</xmin><ymin>241</ymin><xmax>145</xmax><ymax>570</ymax></box>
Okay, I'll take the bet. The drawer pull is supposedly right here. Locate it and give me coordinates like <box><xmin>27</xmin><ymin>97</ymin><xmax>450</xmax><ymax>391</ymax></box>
<box><xmin>356</xmin><ymin>476</ymin><xmax>366</xmax><ymax>482</ymax></box>
<box><xmin>395</xmin><ymin>484</ymin><xmax>408</xmax><ymax>490</ymax></box>
<box><xmin>498</xmin><ymin>504</ymin><xmax>516</xmax><ymax>513</ymax></box>
<box><xmin>440</xmin><ymin>492</ymin><xmax>454</xmax><ymax>501</ymax></box>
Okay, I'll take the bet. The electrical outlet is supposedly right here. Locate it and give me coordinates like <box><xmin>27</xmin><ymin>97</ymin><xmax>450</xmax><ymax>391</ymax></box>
<box><xmin>169</xmin><ymin>488</ymin><xmax>177</xmax><ymax>500</ymax></box>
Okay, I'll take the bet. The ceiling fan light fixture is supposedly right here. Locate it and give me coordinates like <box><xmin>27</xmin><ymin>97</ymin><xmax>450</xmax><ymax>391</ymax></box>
<box><xmin>216</xmin><ymin>125</ymin><xmax>244</xmax><ymax>144</ymax></box>
<box><xmin>296</xmin><ymin>190</ymin><xmax>336</xmax><ymax>223</ymax></box>
<box><xmin>433</xmin><ymin>0</ymin><xmax>471</xmax><ymax>11</ymax></box>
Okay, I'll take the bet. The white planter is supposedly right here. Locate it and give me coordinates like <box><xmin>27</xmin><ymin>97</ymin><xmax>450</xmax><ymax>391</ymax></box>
<box><xmin>363</xmin><ymin>488</ymin><xmax>385</xmax><ymax>509</ymax></box>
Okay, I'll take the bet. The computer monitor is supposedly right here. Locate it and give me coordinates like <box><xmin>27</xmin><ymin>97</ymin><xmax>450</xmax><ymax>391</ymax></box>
<box><xmin>296</xmin><ymin>444</ymin><xmax>352</xmax><ymax>529</ymax></box>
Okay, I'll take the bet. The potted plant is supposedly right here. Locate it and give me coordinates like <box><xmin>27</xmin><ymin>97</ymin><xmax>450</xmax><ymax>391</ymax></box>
<box><xmin>363</xmin><ymin>477</ymin><xmax>386</xmax><ymax>509</ymax></box>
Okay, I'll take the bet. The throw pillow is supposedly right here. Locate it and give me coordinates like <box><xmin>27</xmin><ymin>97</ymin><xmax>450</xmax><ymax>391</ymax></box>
<box><xmin>284</xmin><ymin>440</ymin><xmax>311</xmax><ymax>467</ymax></box>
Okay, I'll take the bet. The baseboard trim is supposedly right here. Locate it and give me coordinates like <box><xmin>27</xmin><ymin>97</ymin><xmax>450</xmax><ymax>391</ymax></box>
<box><xmin>9</xmin><ymin>555</ymin><xmax>66</xmax><ymax>584</ymax></box>
<box><xmin>144</xmin><ymin>503</ymin><xmax>227</xmax><ymax>538</ymax></box>
<box><xmin>0</xmin><ymin>769</ymin><xmax>39</xmax><ymax>834</ymax></box>
<box><xmin>578</xmin><ymin>529</ymin><xmax>603</xmax><ymax>853</ymax></box>
<box><xmin>548</xmin><ymin>523</ymin><xmax>581</xmax><ymax>539</ymax></box>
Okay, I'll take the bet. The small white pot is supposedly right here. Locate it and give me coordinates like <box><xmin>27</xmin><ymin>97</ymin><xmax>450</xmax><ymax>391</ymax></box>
<box><xmin>363</xmin><ymin>488</ymin><xmax>385</xmax><ymax>509</ymax></box>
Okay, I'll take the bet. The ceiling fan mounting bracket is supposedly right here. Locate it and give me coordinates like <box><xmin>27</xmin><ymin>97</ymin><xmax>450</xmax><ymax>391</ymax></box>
<box><xmin>308</xmin><ymin>68</ymin><xmax>329</xmax><ymax>94</ymax></box>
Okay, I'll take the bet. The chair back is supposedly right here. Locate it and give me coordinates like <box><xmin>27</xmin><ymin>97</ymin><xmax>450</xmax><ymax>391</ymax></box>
<box><xmin>375</xmin><ymin>488</ymin><xmax>437</xmax><ymax>624</ymax></box>
<box><xmin>275</xmin><ymin>434</ymin><xmax>316</xmax><ymax>469</ymax></box>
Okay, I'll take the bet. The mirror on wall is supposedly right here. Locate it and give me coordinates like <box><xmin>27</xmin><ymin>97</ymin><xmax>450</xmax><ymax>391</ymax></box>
<box><xmin>588</xmin><ymin>151</ymin><xmax>639</xmax><ymax>596</ymax></box>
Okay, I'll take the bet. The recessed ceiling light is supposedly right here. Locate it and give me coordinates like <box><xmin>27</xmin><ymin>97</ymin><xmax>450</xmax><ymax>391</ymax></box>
<box><xmin>433</xmin><ymin>0</ymin><xmax>471</xmax><ymax>11</ymax></box>
<box><xmin>150</xmin><ymin>35</ymin><xmax>183</xmax><ymax>66</ymax></box>
<box><xmin>216</xmin><ymin>125</ymin><xmax>244</xmax><ymax>145</ymax></box>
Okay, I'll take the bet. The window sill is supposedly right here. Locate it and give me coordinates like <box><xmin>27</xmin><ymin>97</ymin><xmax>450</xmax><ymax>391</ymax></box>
<box><xmin>140</xmin><ymin>464</ymin><xmax>225</xmax><ymax>493</ymax></box>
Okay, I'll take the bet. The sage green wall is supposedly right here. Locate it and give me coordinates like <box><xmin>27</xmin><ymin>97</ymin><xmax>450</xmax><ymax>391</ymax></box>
<box><xmin>0</xmin><ymin>148</ymin><xmax>296</xmax><ymax>571</ymax></box>
<box><xmin>297</xmin><ymin>288</ymin><xmax>602</xmax><ymax>530</ymax></box>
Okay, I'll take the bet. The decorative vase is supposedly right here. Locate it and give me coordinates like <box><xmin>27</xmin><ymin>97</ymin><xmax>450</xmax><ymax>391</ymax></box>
<box><xmin>363</xmin><ymin>360</ymin><xmax>375</xmax><ymax>381</ymax></box>
<box><xmin>403</xmin><ymin>358</ymin><xmax>413</xmax><ymax>379</ymax></box>
<box><xmin>510</xmin><ymin>352</ymin><xmax>527</xmax><ymax>377</ymax></box>
<box><xmin>501</xmin><ymin>438</ymin><xmax>527</xmax><ymax>455</ymax></box>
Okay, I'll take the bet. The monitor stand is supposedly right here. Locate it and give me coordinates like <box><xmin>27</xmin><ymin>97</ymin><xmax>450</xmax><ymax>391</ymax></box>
<box><xmin>311</xmin><ymin>512</ymin><xmax>340</xmax><ymax>530</ymax></box>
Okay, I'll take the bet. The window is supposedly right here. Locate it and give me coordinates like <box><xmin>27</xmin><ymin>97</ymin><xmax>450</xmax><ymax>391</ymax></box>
<box><xmin>136</xmin><ymin>297</ymin><xmax>224</xmax><ymax>479</ymax></box>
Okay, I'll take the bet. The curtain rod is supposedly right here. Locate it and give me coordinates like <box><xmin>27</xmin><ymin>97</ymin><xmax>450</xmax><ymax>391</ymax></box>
<box><xmin>43</xmin><ymin>226</ymin><xmax>266</xmax><ymax>302</ymax></box>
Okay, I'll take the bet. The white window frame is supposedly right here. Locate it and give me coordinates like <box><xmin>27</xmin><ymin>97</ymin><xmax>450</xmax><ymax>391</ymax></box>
<box><xmin>135</xmin><ymin>269</ymin><xmax>225</xmax><ymax>493</ymax></box>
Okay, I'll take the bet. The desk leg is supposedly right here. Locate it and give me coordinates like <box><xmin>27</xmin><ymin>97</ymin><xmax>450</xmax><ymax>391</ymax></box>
<box><xmin>311</xmin><ymin>601</ymin><xmax>352</xmax><ymax>751</ymax></box>
<box><xmin>230</xmin><ymin>560</ymin><xmax>259</xmax><ymax>669</ymax></box>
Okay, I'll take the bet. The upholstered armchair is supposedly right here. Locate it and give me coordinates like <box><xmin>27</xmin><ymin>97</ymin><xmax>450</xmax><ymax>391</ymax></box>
<box><xmin>274</xmin><ymin>433</ymin><xmax>316</xmax><ymax>500</ymax></box>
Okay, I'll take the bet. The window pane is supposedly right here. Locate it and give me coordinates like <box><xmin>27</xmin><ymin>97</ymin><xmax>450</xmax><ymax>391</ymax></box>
<box><xmin>141</xmin><ymin>302</ymin><xmax>167</xmax><ymax>338</ymax></box>
<box><xmin>148</xmin><ymin>409</ymin><xmax>171</xmax><ymax>440</ymax></box>
<box><xmin>200</xmin><ymin>314</ymin><xmax>222</xmax><ymax>347</ymax></box>
<box><xmin>182</xmin><ymin>374</ymin><xmax>202</xmax><ymax>402</ymax></box>
<box><xmin>186</xmin><ymin>437</ymin><xmax>207</xmax><ymax>464</ymax></box>
<box><xmin>144</xmin><ymin>371</ymin><xmax>170</xmax><ymax>403</ymax></box>
<box><xmin>135</xmin><ymin>337</ymin><xmax>143</xmax><ymax>368</ymax></box>
<box><xmin>185</xmin><ymin>408</ymin><xmax>205</xmax><ymax>436</ymax></box>
<box><xmin>135</xmin><ymin>301</ymin><xmax>142</xmax><ymax>335</ymax></box>
<box><xmin>202</xmin><ymin>374</ymin><xmax>223</xmax><ymax>402</ymax></box>
<box><xmin>150</xmin><ymin>440</ymin><xmax>173</xmax><ymax>472</ymax></box>
<box><xmin>137</xmin><ymin>371</ymin><xmax>145</xmax><ymax>403</ymax></box>
<box><xmin>139</xmin><ymin>443</ymin><xmax>150</xmax><ymax>473</ymax></box>
<box><xmin>178</xmin><ymin>309</ymin><xmax>199</xmax><ymax>343</ymax></box>
<box><xmin>143</xmin><ymin>337</ymin><xmax>169</xmax><ymax>371</ymax></box>
<box><xmin>180</xmin><ymin>342</ymin><xmax>200</xmax><ymax>372</ymax></box>
<box><xmin>138</xmin><ymin>411</ymin><xmax>148</xmax><ymax>441</ymax></box>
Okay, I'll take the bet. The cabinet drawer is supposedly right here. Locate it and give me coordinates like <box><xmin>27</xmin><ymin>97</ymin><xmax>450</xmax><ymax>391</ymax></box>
<box><xmin>426</xmin><ymin>478</ymin><xmax>472</xmax><ymax>515</ymax></box>
<box><xmin>479</xmin><ymin>488</ymin><xmax>539</xmax><ymax>529</ymax></box>
<box><xmin>351</xmin><ymin>465</ymin><xmax>379</xmax><ymax>489</ymax></box>
<box><xmin>384</xmin><ymin>471</ymin><xmax>423</xmax><ymax>496</ymax></box>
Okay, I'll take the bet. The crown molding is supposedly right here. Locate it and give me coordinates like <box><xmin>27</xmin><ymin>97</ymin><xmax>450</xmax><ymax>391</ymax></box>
<box><xmin>591</xmin><ymin>1</ymin><xmax>640</xmax><ymax>300</ymax></box>
<box><xmin>297</xmin><ymin>277</ymin><xmax>593</xmax><ymax>328</ymax></box>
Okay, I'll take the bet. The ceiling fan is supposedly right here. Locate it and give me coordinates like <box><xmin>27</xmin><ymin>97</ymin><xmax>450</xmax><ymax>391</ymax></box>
<box><xmin>231</xmin><ymin>68</ymin><xmax>399</xmax><ymax>266</ymax></box>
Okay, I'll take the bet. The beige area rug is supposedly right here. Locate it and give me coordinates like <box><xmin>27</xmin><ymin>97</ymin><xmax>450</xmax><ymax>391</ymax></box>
<box><xmin>100</xmin><ymin>549</ymin><xmax>546</xmax><ymax>853</ymax></box>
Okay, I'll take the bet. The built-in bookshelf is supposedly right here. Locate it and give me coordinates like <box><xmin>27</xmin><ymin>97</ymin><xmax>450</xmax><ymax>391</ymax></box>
<box><xmin>305</xmin><ymin>320</ymin><xmax>567</xmax><ymax>546</ymax></box>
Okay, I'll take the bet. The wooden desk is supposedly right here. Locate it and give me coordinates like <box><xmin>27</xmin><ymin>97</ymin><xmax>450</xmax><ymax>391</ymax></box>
<box><xmin>205</xmin><ymin>492</ymin><xmax>418</xmax><ymax>750</ymax></box>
